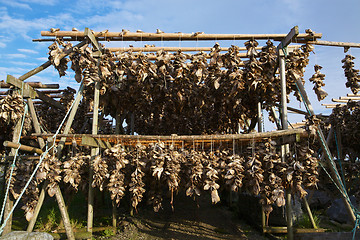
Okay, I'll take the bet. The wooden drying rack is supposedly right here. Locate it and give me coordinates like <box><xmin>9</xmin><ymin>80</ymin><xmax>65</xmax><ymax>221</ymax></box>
<box><xmin>5</xmin><ymin>26</ymin><xmax>359</xmax><ymax>240</ymax></box>
<box><xmin>15</xmin><ymin>128</ymin><xmax>308</xmax><ymax>152</ymax></box>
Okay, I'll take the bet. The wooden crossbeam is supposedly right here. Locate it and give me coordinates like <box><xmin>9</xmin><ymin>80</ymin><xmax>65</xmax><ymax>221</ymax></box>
<box><xmin>30</xmin><ymin>128</ymin><xmax>309</xmax><ymax>141</ymax></box>
<box><xmin>107</xmin><ymin>45</ymin><xmax>301</xmax><ymax>53</ymax></box>
<box><xmin>6</xmin><ymin>75</ymin><xmax>64</xmax><ymax>110</ymax></box>
<box><xmin>331</xmin><ymin>99</ymin><xmax>349</xmax><ymax>103</ymax></box>
<box><xmin>347</xmin><ymin>94</ymin><xmax>360</xmax><ymax>97</ymax></box>
<box><xmin>0</xmin><ymin>81</ymin><xmax>59</xmax><ymax>89</ymax></box>
<box><xmin>3</xmin><ymin>141</ymin><xmax>43</xmax><ymax>154</ymax></box>
<box><xmin>297</xmin><ymin>40</ymin><xmax>360</xmax><ymax>48</ymax></box>
<box><xmin>339</xmin><ymin>96</ymin><xmax>360</xmax><ymax>100</ymax></box>
<box><xmin>40</xmin><ymin>30</ymin><xmax>321</xmax><ymax>41</ymax></box>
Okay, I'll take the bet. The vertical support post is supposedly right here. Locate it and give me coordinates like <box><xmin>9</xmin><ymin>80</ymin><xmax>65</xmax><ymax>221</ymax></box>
<box><xmin>257</xmin><ymin>102</ymin><xmax>266</xmax><ymax>231</ymax></box>
<box><xmin>279</xmin><ymin>48</ymin><xmax>293</xmax><ymax>240</ymax></box>
<box><xmin>57</xmin><ymin>82</ymin><xmax>84</xmax><ymax>157</ymax></box>
<box><xmin>87</xmin><ymin>79</ymin><xmax>100</xmax><ymax>236</ymax></box>
<box><xmin>26</xmin><ymin>98</ymin><xmax>46</xmax><ymax>232</ymax></box>
<box><xmin>2</xmin><ymin>119</ymin><xmax>22</xmax><ymax>235</ymax></box>
<box><xmin>27</xmin><ymin>98</ymin><xmax>45</xmax><ymax>149</ymax></box>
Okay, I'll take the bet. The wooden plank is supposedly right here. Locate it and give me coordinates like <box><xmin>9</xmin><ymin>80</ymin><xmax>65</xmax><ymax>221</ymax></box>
<box><xmin>297</xmin><ymin>40</ymin><xmax>360</xmax><ymax>48</ymax></box>
<box><xmin>108</xmin><ymin>45</ymin><xmax>301</xmax><ymax>53</ymax></box>
<box><xmin>84</xmin><ymin>28</ymin><xmax>103</xmax><ymax>54</ymax></box>
<box><xmin>27</xmin><ymin>98</ymin><xmax>45</xmax><ymax>148</ymax></box>
<box><xmin>331</xmin><ymin>98</ymin><xmax>349</xmax><ymax>103</ymax></box>
<box><xmin>339</xmin><ymin>96</ymin><xmax>360</xmax><ymax>100</ymax></box>
<box><xmin>88</xmin><ymin>63</ymin><xmax>101</xmax><ymax>236</ymax></box>
<box><xmin>26</xmin><ymin>98</ymin><xmax>46</xmax><ymax>232</ymax></box>
<box><xmin>40</xmin><ymin>31</ymin><xmax>322</xmax><ymax>41</ymax></box>
<box><xmin>322</xmin><ymin>103</ymin><xmax>346</xmax><ymax>107</ymax></box>
<box><xmin>0</xmin><ymin>81</ymin><xmax>59</xmax><ymax>89</ymax></box>
<box><xmin>6</xmin><ymin>75</ymin><xmax>64</xmax><ymax>110</ymax></box>
<box><xmin>347</xmin><ymin>94</ymin><xmax>360</xmax><ymax>97</ymax></box>
<box><xmin>56</xmin><ymin>82</ymin><xmax>84</xmax><ymax>157</ymax></box>
<box><xmin>3</xmin><ymin>141</ymin><xmax>43</xmax><ymax>154</ymax></box>
<box><xmin>81</xmin><ymin>136</ymin><xmax>110</xmax><ymax>149</ymax></box>
<box><xmin>278</xmin><ymin>26</ymin><xmax>299</xmax><ymax>50</ymax></box>
<box><xmin>31</xmin><ymin>128</ymin><xmax>309</xmax><ymax>141</ymax></box>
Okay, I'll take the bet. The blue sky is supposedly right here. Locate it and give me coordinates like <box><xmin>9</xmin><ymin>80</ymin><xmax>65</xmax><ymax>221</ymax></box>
<box><xmin>0</xmin><ymin>0</ymin><xmax>360</xmax><ymax>129</ymax></box>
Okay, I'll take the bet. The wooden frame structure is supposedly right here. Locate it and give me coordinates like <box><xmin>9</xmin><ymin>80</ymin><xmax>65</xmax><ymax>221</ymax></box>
<box><xmin>1</xmin><ymin>26</ymin><xmax>359</xmax><ymax>240</ymax></box>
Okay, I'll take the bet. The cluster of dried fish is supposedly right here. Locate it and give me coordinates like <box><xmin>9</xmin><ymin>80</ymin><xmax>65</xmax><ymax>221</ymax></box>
<box><xmin>48</xmin><ymin>40</ymin><xmax>314</xmax><ymax>135</ymax></box>
<box><xmin>37</xmin><ymin>87</ymin><xmax>76</xmax><ymax>133</ymax></box>
<box><xmin>36</xmin><ymin>87</ymin><xmax>100</xmax><ymax>134</ymax></box>
<box><xmin>309</xmin><ymin>64</ymin><xmax>328</xmax><ymax>101</ymax></box>
<box><xmin>6</xmin><ymin>159</ymin><xmax>39</xmax><ymax>221</ymax></box>
<box><xmin>47</xmin><ymin>40</ymin><xmax>72</xmax><ymax>77</ymax></box>
<box><xmin>286</xmin><ymin>44</ymin><xmax>314</xmax><ymax>101</ymax></box>
<box><xmin>0</xmin><ymin>93</ymin><xmax>31</xmax><ymax>151</ymax></box>
<box><xmin>7</xmin><ymin>139</ymin><xmax>320</xmax><ymax>222</ymax></box>
<box><xmin>329</xmin><ymin>101</ymin><xmax>360</xmax><ymax>157</ymax></box>
<box><xmin>341</xmin><ymin>54</ymin><xmax>360</xmax><ymax>94</ymax></box>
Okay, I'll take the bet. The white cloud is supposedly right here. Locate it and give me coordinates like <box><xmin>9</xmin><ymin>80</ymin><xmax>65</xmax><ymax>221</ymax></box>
<box><xmin>0</xmin><ymin>66</ymin><xmax>28</xmax><ymax>78</ymax></box>
<box><xmin>20</xmin><ymin>0</ymin><xmax>57</xmax><ymax>5</ymax></box>
<box><xmin>0</xmin><ymin>0</ymin><xmax>32</xmax><ymax>10</ymax></box>
<box><xmin>9</xmin><ymin>61</ymin><xmax>37</xmax><ymax>66</ymax></box>
<box><xmin>0</xmin><ymin>9</ymin><xmax>76</xmax><ymax>41</ymax></box>
<box><xmin>0</xmin><ymin>42</ymin><xmax>5</xmax><ymax>48</ymax></box>
<box><xmin>18</xmin><ymin>48</ymin><xmax>38</xmax><ymax>54</ymax></box>
<box><xmin>5</xmin><ymin>53</ymin><xmax>27</xmax><ymax>59</ymax></box>
<box><xmin>36</xmin><ymin>57</ymin><xmax>49</xmax><ymax>61</ymax></box>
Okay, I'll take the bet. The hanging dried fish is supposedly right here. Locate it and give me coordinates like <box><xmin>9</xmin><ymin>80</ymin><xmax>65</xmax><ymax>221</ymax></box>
<box><xmin>309</xmin><ymin>64</ymin><xmax>328</xmax><ymax>101</ymax></box>
<box><xmin>342</xmin><ymin>54</ymin><xmax>360</xmax><ymax>94</ymax></box>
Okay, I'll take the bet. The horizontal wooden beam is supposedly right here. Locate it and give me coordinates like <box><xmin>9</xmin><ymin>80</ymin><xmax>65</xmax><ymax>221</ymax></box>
<box><xmin>322</xmin><ymin>103</ymin><xmax>346</xmax><ymax>108</ymax></box>
<box><xmin>40</xmin><ymin>30</ymin><xmax>322</xmax><ymax>42</ymax></box>
<box><xmin>30</xmin><ymin>128</ymin><xmax>309</xmax><ymax>142</ymax></box>
<box><xmin>108</xmin><ymin>45</ymin><xmax>301</xmax><ymax>53</ymax></box>
<box><xmin>297</xmin><ymin>40</ymin><xmax>360</xmax><ymax>48</ymax></box>
<box><xmin>332</xmin><ymin>98</ymin><xmax>349</xmax><ymax>103</ymax></box>
<box><xmin>6</xmin><ymin>75</ymin><xmax>65</xmax><ymax>110</ymax></box>
<box><xmin>3</xmin><ymin>141</ymin><xmax>43</xmax><ymax>154</ymax></box>
<box><xmin>347</xmin><ymin>94</ymin><xmax>360</xmax><ymax>97</ymax></box>
<box><xmin>339</xmin><ymin>96</ymin><xmax>360</xmax><ymax>100</ymax></box>
<box><xmin>0</xmin><ymin>81</ymin><xmax>59</xmax><ymax>89</ymax></box>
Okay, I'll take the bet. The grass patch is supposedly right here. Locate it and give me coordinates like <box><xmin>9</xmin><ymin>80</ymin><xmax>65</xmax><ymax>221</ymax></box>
<box><xmin>296</xmin><ymin>212</ymin><xmax>321</xmax><ymax>229</ymax></box>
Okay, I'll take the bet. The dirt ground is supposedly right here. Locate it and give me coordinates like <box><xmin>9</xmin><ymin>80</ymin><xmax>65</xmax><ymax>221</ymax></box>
<box><xmin>99</xmin><ymin>194</ymin><xmax>269</xmax><ymax>240</ymax></box>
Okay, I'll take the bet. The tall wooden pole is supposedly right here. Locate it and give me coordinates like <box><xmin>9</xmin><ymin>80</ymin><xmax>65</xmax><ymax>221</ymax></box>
<box><xmin>87</xmin><ymin>78</ymin><xmax>100</xmax><ymax>237</ymax></box>
<box><xmin>279</xmin><ymin>48</ymin><xmax>293</xmax><ymax>240</ymax></box>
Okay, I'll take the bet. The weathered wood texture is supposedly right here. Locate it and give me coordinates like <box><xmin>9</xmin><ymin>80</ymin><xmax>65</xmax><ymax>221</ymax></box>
<box><xmin>41</xmin><ymin>31</ymin><xmax>322</xmax><ymax>42</ymax></box>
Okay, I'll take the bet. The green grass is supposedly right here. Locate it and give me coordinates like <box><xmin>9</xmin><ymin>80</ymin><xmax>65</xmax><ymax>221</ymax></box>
<box><xmin>296</xmin><ymin>212</ymin><xmax>321</xmax><ymax>229</ymax></box>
